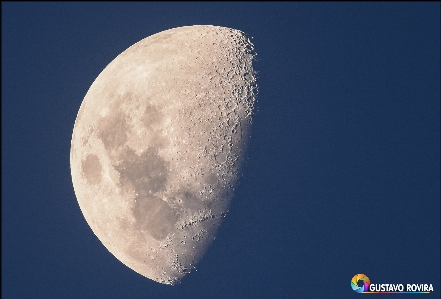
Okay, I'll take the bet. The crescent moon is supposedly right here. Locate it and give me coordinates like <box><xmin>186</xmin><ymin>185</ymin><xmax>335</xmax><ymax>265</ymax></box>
<box><xmin>70</xmin><ymin>25</ymin><xmax>257</xmax><ymax>285</ymax></box>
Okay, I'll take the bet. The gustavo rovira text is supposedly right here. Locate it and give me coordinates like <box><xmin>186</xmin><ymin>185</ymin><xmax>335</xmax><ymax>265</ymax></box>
<box><xmin>369</xmin><ymin>284</ymin><xmax>433</xmax><ymax>292</ymax></box>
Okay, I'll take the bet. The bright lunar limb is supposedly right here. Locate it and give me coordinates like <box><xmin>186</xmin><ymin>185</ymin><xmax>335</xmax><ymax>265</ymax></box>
<box><xmin>70</xmin><ymin>25</ymin><xmax>257</xmax><ymax>285</ymax></box>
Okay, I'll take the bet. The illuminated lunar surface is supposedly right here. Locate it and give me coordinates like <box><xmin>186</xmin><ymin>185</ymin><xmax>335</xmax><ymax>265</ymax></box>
<box><xmin>70</xmin><ymin>25</ymin><xmax>257</xmax><ymax>285</ymax></box>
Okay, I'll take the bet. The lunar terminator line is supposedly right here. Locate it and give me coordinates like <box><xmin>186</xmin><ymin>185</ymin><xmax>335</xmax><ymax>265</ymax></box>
<box><xmin>70</xmin><ymin>25</ymin><xmax>257</xmax><ymax>285</ymax></box>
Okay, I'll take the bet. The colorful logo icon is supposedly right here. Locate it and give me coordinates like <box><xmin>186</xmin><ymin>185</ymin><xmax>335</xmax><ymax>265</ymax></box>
<box><xmin>351</xmin><ymin>274</ymin><xmax>371</xmax><ymax>293</ymax></box>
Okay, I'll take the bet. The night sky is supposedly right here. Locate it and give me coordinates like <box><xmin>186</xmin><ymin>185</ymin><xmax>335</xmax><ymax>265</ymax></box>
<box><xmin>2</xmin><ymin>3</ymin><xmax>440</xmax><ymax>299</ymax></box>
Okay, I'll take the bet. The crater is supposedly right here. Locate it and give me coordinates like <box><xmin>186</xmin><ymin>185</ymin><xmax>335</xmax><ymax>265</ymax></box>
<box><xmin>81</xmin><ymin>154</ymin><xmax>102</xmax><ymax>185</ymax></box>
<box><xmin>134</xmin><ymin>196</ymin><xmax>177</xmax><ymax>240</ymax></box>
<box><xmin>215</xmin><ymin>152</ymin><xmax>227</xmax><ymax>164</ymax></box>
<box><xmin>204</xmin><ymin>172</ymin><xmax>218</xmax><ymax>186</ymax></box>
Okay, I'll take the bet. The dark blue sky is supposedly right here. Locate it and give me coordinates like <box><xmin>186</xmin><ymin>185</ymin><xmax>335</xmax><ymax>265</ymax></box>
<box><xmin>2</xmin><ymin>3</ymin><xmax>440</xmax><ymax>299</ymax></box>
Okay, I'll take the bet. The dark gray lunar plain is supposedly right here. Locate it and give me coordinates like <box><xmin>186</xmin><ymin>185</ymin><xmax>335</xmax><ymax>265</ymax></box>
<box><xmin>70</xmin><ymin>25</ymin><xmax>257</xmax><ymax>285</ymax></box>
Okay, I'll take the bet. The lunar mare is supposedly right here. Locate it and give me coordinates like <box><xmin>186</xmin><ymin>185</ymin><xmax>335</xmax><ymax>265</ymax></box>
<box><xmin>70</xmin><ymin>25</ymin><xmax>257</xmax><ymax>285</ymax></box>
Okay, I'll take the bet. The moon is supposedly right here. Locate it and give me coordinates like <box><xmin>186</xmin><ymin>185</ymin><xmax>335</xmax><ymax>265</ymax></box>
<box><xmin>70</xmin><ymin>25</ymin><xmax>257</xmax><ymax>285</ymax></box>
